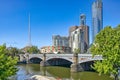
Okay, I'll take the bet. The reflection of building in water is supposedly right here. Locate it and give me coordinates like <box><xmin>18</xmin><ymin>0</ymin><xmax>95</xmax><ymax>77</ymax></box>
<box><xmin>16</xmin><ymin>64</ymin><xmax>112</xmax><ymax>80</ymax></box>
<box><xmin>40</xmin><ymin>67</ymin><xmax>47</xmax><ymax>76</ymax></box>
<box><xmin>26</xmin><ymin>64</ymin><xmax>30</xmax><ymax>75</ymax></box>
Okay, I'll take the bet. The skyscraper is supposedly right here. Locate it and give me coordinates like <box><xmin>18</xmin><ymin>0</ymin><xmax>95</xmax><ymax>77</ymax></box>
<box><xmin>80</xmin><ymin>14</ymin><xmax>89</xmax><ymax>48</ymax></box>
<box><xmin>69</xmin><ymin>26</ymin><xmax>79</xmax><ymax>48</ymax></box>
<box><xmin>69</xmin><ymin>14</ymin><xmax>89</xmax><ymax>53</ymax></box>
<box><xmin>80</xmin><ymin>14</ymin><xmax>86</xmax><ymax>26</ymax></box>
<box><xmin>92</xmin><ymin>0</ymin><xmax>103</xmax><ymax>42</ymax></box>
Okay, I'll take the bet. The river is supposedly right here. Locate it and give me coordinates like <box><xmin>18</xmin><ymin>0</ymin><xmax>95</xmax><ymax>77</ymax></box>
<box><xmin>11</xmin><ymin>64</ymin><xmax>114</xmax><ymax>80</ymax></box>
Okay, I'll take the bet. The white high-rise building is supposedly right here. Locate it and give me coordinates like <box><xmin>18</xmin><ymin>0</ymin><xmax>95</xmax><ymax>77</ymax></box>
<box><xmin>71</xmin><ymin>27</ymin><xmax>85</xmax><ymax>53</ymax></box>
<box><xmin>69</xmin><ymin>14</ymin><xmax>89</xmax><ymax>53</ymax></box>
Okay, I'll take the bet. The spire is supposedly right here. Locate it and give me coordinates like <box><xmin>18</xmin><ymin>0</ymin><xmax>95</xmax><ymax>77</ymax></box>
<box><xmin>28</xmin><ymin>13</ymin><xmax>32</xmax><ymax>46</ymax></box>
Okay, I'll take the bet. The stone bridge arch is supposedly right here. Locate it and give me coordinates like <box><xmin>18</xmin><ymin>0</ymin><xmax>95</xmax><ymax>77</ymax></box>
<box><xmin>29</xmin><ymin>57</ymin><xmax>42</xmax><ymax>64</ymax></box>
<box><xmin>79</xmin><ymin>59</ymin><xmax>102</xmax><ymax>64</ymax></box>
<box><xmin>28</xmin><ymin>54</ymin><xmax>43</xmax><ymax>60</ymax></box>
<box><xmin>46</xmin><ymin>57</ymin><xmax>73</xmax><ymax>63</ymax></box>
<box><xmin>46</xmin><ymin>58</ymin><xmax>72</xmax><ymax>67</ymax></box>
<box><xmin>78</xmin><ymin>59</ymin><xmax>102</xmax><ymax>71</ymax></box>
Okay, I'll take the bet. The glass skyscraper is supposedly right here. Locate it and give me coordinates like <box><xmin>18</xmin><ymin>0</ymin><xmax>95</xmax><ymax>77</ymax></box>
<box><xmin>92</xmin><ymin>0</ymin><xmax>103</xmax><ymax>42</ymax></box>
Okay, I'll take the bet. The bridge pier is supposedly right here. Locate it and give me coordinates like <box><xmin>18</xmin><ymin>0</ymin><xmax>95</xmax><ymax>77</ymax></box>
<box><xmin>70</xmin><ymin>53</ymin><xmax>84</xmax><ymax>72</ymax></box>
<box><xmin>26</xmin><ymin>55</ymin><xmax>29</xmax><ymax>64</ymax></box>
<box><xmin>71</xmin><ymin>64</ymin><xmax>78</xmax><ymax>72</ymax></box>
<box><xmin>40</xmin><ymin>53</ymin><xmax>47</xmax><ymax>67</ymax></box>
<box><xmin>71</xmin><ymin>53</ymin><xmax>79</xmax><ymax>72</ymax></box>
<box><xmin>19</xmin><ymin>53</ymin><xmax>30</xmax><ymax>64</ymax></box>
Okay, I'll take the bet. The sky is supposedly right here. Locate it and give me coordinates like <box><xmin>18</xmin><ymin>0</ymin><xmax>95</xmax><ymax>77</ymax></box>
<box><xmin>0</xmin><ymin>0</ymin><xmax>120</xmax><ymax>49</ymax></box>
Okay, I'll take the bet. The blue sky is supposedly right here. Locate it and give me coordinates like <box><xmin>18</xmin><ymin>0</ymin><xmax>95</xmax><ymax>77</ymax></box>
<box><xmin>0</xmin><ymin>0</ymin><xmax>120</xmax><ymax>48</ymax></box>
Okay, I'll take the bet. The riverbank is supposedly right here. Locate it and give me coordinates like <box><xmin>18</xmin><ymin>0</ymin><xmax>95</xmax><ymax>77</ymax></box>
<box><xmin>30</xmin><ymin>75</ymin><xmax>56</xmax><ymax>80</ymax></box>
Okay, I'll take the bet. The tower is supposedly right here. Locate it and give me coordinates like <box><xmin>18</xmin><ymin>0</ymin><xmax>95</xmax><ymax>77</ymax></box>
<box><xmin>69</xmin><ymin>14</ymin><xmax>89</xmax><ymax>53</ymax></box>
<box><xmin>28</xmin><ymin>13</ymin><xmax>32</xmax><ymax>46</ymax></box>
<box><xmin>80</xmin><ymin>14</ymin><xmax>89</xmax><ymax>52</ymax></box>
<box><xmin>80</xmin><ymin>14</ymin><xmax>86</xmax><ymax>26</ymax></box>
<box><xmin>92</xmin><ymin>0</ymin><xmax>103</xmax><ymax>42</ymax></box>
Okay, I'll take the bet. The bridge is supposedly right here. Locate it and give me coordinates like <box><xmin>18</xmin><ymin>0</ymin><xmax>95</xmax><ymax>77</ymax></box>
<box><xmin>19</xmin><ymin>53</ymin><xmax>102</xmax><ymax>64</ymax></box>
<box><xmin>18</xmin><ymin>53</ymin><xmax>102</xmax><ymax>72</ymax></box>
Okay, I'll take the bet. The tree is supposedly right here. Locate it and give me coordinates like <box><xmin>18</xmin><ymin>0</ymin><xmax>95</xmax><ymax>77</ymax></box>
<box><xmin>22</xmin><ymin>46</ymin><xmax>40</xmax><ymax>54</ymax></box>
<box><xmin>90</xmin><ymin>25</ymin><xmax>120</xmax><ymax>80</ymax></box>
<box><xmin>7</xmin><ymin>47</ymin><xmax>19</xmax><ymax>57</ymax></box>
<box><xmin>0</xmin><ymin>45</ymin><xmax>18</xmax><ymax>80</ymax></box>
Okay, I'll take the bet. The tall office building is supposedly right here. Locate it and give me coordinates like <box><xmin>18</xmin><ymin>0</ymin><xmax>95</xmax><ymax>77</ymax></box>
<box><xmin>71</xmin><ymin>27</ymin><xmax>85</xmax><ymax>53</ymax></box>
<box><xmin>69</xmin><ymin>14</ymin><xmax>89</xmax><ymax>53</ymax></box>
<box><xmin>80</xmin><ymin>14</ymin><xmax>86</xmax><ymax>26</ymax></box>
<box><xmin>92</xmin><ymin>0</ymin><xmax>103</xmax><ymax>42</ymax></box>
<box><xmin>80</xmin><ymin>14</ymin><xmax>89</xmax><ymax>47</ymax></box>
<box><xmin>69</xmin><ymin>26</ymin><xmax>79</xmax><ymax>48</ymax></box>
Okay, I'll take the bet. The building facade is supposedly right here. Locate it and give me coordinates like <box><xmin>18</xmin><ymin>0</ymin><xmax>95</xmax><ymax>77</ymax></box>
<box><xmin>69</xmin><ymin>14</ymin><xmax>89</xmax><ymax>53</ymax></box>
<box><xmin>69</xmin><ymin>26</ymin><xmax>79</xmax><ymax>48</ymax></box>
<box><xmin>70</xmin><ymin>26</ymin><xmax>88</xmax><ymax>53</ymax></box>
<box><xmin>92</xmin><ymin>0</ymin><xmax>103</xmax><ymax>42</ymax></box>
<box><xmin>80</xmin><ymin>14</ymin><xmax>89</xmax><ymax>47</ymax></box>
<box><xmin>71</xmin><ymin>27</ymin><xmax>84</xmax><ymax>53</ymax></box>
<box><xmin>52</xmin><ymin>35</ymin><xmax>69</xmax><ymax>47</ymax></box>
<box><xmin>40</xmin><ymin>46</ymin><xmax>71</xmax><ymax>54</ymax></box>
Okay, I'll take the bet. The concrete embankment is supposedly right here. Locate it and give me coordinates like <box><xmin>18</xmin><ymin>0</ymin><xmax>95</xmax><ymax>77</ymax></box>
<box><xmin>29</xmin><ymin>75</ymin><xmax>56</xmax><ymax>80</ymax></box>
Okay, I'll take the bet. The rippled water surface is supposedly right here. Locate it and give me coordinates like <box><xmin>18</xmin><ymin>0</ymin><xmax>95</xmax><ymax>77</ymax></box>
<box><xmin>11</xmin><ymin>64</ymin><xmax>114</xmax><ymax>80</ymax></box>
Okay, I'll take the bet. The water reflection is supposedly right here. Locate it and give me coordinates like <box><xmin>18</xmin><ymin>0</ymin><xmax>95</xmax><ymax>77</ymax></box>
<box><xmin>14</xmin><ymin>64</ymin><xmax>114</xmax><ymax>80</ymax></box>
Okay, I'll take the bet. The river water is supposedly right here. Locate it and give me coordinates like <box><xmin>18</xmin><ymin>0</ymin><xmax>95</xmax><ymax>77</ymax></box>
<box><xmin>11</xmin><ymin>64</ymin><xmax>114</xmax><ymax>80</ymax></box>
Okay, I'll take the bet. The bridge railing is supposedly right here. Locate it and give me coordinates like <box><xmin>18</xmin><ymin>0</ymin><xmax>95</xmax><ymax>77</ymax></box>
<box><xmin>19</xmin><ymin>53</ymin><xmax>103</xmax><ymax>63</ymax></box>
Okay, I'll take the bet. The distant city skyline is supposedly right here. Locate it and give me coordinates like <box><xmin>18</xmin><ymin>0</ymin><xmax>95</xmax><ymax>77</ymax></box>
<box><xmin>0</xmin><ymin>0</ymin><xmax>120</xmax><ymax>48</ymax></box>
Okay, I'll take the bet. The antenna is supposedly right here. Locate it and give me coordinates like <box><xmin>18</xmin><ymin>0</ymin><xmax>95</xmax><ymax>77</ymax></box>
<box><xmin>28</xmin><ymin>13</ymin><xmax>32</xmax><ymax>46</ymax></box>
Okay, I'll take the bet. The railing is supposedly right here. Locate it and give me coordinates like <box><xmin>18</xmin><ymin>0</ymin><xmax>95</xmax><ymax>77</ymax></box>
<box><xmin>19</xmin><ymin>53</ymin><xmax>102</xmax><ymax>63</ymax></box>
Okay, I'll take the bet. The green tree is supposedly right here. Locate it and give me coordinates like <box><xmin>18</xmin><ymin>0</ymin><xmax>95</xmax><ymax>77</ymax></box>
<box><xmin>22</xmin><ymin>46</ymin><xmax>40</xmax><ymax>54</ymax></box>
<box><xmin>7</xmin><ymin>47</ymin><xmax>19</xmax><ymax>57</ymax></box>
<box><xmin>0</xmin><ymin>45</ymin><xmax>18</xmax><ymax>80</ymax></box>
<box><xmin>90</xmin><ymin>25</ymin><xmax>120</xmax><ymax>80</ymax></box>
